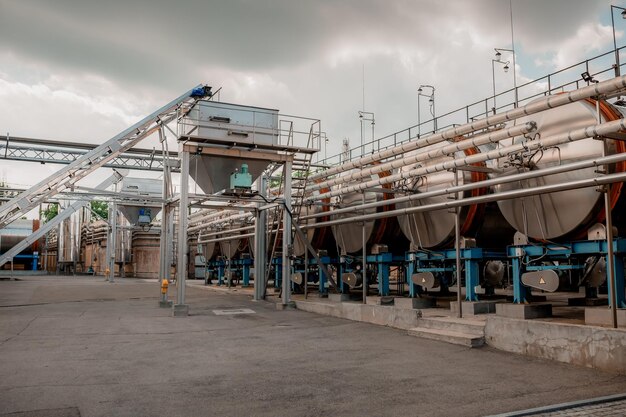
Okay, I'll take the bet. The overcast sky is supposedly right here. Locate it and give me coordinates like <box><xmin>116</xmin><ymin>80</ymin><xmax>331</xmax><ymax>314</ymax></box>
<box><xmin>1</xmin><ymin>0</ymin><xmax>625</xmax><ymax>189</ymax></box>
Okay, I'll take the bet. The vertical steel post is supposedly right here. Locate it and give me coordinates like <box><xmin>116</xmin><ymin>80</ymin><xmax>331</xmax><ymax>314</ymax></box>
<box><xmin>175</xmin><ymin>149</ymin><xmax>190</xmax><ymax>316</ymax></box>
<box><xmin>596</xmin><ymin>95</ymin><xmax>619</xmax><ymax>328</ymax></box>
<box><xmin>109</xmin><ymin>202</ymin><xmax>117</xmax><ymax>283</ymax></box>
<box><xmin>612</xmin><ymin>6</ymin><xmax>621</xmax><ymax>77</ymax></box>
<box><xmin>282</xmin><ymin>160</ymin><xmax>292</xmax><ymax>306</ymax></box>
<box><xmin>454</xmin><ymin>169</ymin><xmax>462</xmax><ymax>318</ymax></box>
<box><xmin>605</xmin><ymin>188</ymin><xmax>618</xmax><ymax>328</ymax></box>
<box><xmin>158</xmin><ymin>159</ymin><xmax>170</xmax><ymax>306</ymax></box>
<box><xmin>254</xmin><ymin>175</ymin><xmax>267</xmax><ymax>301</ymax></box>
<box><xmin>304</xmin><ymin>247</ymin><xmax>309</xmax><ymax>299</ymax></box>
<box><xmin>362</xmin><ymin>192</ymin><xmax>367</xmax><ymax>304</ymax></box>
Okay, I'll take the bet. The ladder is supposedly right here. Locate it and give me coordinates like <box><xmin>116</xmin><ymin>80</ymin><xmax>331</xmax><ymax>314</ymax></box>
<box><xmin>0</xmin><ymin>85</ymin><xmax>212</xmax><ymax>229</ymax></box>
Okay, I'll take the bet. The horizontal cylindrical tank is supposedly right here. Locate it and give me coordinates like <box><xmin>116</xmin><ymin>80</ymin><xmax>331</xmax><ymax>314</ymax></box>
<box><xmin>396</xmin><ymin>146</ymin><xmax>489</xmax><ymax>249</ymax></box>
<box><xmin>0</xmin><ymin>219</ymin><xmax>40</xmax><ymax>253</ymax></box>
<box><xmin>293</xmin><ymin>184</ymin><xmax>336</xmax><ymax>257</ymax></box>
<box><xmin>330</xmin><ymin>170</ymin><xmax>405</xmax><ymax>254</ymax></box>
<box><xmin>494</xmin><ymin>99</ymin><xmax>626</xmax><ymax>241</ymax></box>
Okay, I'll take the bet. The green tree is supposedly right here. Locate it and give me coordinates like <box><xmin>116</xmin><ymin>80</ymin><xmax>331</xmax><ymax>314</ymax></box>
<box><xmin>90</xmin><ymin>201</ymin><xmax>108</xmax><ymax>220</ymax></box>
<box><xmin>41</xmin><ymin>203</ymin><xmax>59</xmax><ymax>223</ymax></box>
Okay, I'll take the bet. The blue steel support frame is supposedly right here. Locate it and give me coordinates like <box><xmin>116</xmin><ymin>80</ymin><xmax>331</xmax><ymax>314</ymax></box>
<box><xmin>406</xmin><ymin>248</ymin><xmax>496</xmax><ymax>301</ymax></box>
<box><xmin>507</xmin><ymin>239</ymin><xmax>626</xmax><ymax>307</ymax></box>
<box><xmin>217</xmin><ymin>261</ymin><xmax>226</xmax><ymax>286</ymax></box>
<box><xmin>272</xmin><ymin>257</ymin><xmax>282</xmax><ymax>288</ymax></box>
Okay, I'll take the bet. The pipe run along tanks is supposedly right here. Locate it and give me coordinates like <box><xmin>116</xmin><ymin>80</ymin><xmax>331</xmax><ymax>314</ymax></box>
<box><xmin>494</xmin><ymin>98</ymin><xmax>626</xmax><ymax>241</ymax></box>
<box><xmin>394</xmin><ymin>144</ymin><xmax>514</xmax><ymax>250</ymax></box>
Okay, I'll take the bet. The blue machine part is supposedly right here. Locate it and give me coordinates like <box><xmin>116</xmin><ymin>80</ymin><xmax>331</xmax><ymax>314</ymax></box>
<box><xmin>230</xmin><ymin>163</ymin><xmax>253</xmax><ymax>190</ymax></box>
<box><xmin>191</xmin><ymin>85</ymin><xmax>212</xmax><ymax>98</ymax></box>
<box><xmin>507</xmin><ymin>239</ymin><xmax>626</xmax><ymax>307</ymax></box>
<box><xmin>137</xmin><ymin>207</ymin><xmax>152</xmax><ymax>226</ymax></box>
<box><xmin>406</xmin><ymin>248</ymin><xmax>505</xmax><ymax>301</ymax></box>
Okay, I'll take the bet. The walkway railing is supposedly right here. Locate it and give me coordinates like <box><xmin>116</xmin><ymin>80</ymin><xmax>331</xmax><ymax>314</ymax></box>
<box><xmin>319</xmin><ymin>46</ymin><xmax>626</xmax><ymax>167</ymax></box>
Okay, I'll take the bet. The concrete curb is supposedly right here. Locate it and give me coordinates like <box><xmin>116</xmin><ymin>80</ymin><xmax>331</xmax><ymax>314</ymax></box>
<box><xmin>487</xmin><ymin>392</ymin><xmax>626</xmax><ymax>416</ymax></box>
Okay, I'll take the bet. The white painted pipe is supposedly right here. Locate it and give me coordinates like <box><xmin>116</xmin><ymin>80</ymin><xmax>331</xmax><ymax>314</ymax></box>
<box><xmin>308</xmin><ymin>118</ymin><xmax>626</xmax><ymax>201</ymax></box>
<box><xmin>308</xmin><ymin>75</ymin><xmax>626</xmax><ymax>182</ymax></box>
<box><xmin>303</xmin><ymin>171</ymin><xmax>626</xmax><ymax>230</ymax></box>
<box><xmin>306</xmin><ymin>122</ymin><xmax>536</xmax><ymax>195</ymax></box>
<box><xmin>188</xmin><ymin>211</ymin><xmax>253</xmax><ymax>233</ymax></box>
<box><xmin>299</xmin><ymin>151</ymin><xmax>626</xmax><ymax>222</ymax></box>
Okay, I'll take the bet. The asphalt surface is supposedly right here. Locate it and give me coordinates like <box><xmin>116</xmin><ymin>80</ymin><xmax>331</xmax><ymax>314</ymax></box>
<box><xmin>1</xmin><ymin>276</ymin><xmax>625</xmax><ymax>417</ymax></box>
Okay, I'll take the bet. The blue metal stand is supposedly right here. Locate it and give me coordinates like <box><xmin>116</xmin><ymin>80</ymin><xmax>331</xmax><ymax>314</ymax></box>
<box><xmin>507</xmin><ymin>239</ymin><xmax>626</xmax><ymax>307</ymax></box>
<box><xmin>406</xmin><ymin>248</ymin><xmax>503</xmax><ymax>301</ymax></box>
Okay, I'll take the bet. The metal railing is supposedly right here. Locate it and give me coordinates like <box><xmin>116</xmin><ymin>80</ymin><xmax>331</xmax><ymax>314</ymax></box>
<box><xmin>319</xmin><ymin>46</ymin><xmax>626</xmax><ymax>167</ymax></box>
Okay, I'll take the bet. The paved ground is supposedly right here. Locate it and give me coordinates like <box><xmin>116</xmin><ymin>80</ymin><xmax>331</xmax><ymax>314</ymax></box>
<box><xmin>1</xmin><ymin>276</ymin><xmax>625</xmax><ymax>417</ymax></box>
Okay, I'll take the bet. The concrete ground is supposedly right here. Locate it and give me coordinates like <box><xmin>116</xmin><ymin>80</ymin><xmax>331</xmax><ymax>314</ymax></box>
<box><xmin>1</xmin><ymin>276</ymin><xmax>625</xmax><ymax>417</ymax></box>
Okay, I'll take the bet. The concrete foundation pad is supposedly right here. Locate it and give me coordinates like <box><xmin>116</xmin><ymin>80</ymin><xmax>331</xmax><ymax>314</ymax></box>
<box><xmin>159</xmin><ymin>300</ymin><xmax>173</xmax><ymax>308</ymax></box>
<box><xmin>450</xmin><ymin>300</ymin><xmax>499</xmax><ymax>316</ymax></box>
<box><xmin>294</xmin><ymin>300</ymin><xmax>421</xmax><ymax>330</ymax></box>
<box><xmin>485</xmin><ymin>315</ymin><xmax>626</xmax><ymax>373</ymax></box>
<box><xmin>568</xmin><ymin>297</ymin><xmax>608</xmax><ymax>307</ymax></box>
<box><xmin>585</xmin><ymin>308</ymin><xmax>626</xmax><ymax>327</ymax></box>
<box><xmin>366</xmin><ymin>296</ymin><xmax>394</xmax><ymax>306</ymax></box>
<box><xmin>496</xmin><ymin>303</ymin><xmax>552</xmax><ymax>319</ymax></box>
<box><xmin>172</xmin><ymin>304</ymin><xmax>189</xmax><ymax>317</ymax></box>
<box><xmin>275</xmin><ymin>301</ymin><xmax>296</xmax><ymax>310</ymax></box>
<box><xmin>394</xmin><ymin>297</ymin><xmax>436</xmax><ymax>309</ymax></box>
<box><xmin>328</xmin><ymin>293</ymin><xmax>350</xmax><ymax>302</ymax></box>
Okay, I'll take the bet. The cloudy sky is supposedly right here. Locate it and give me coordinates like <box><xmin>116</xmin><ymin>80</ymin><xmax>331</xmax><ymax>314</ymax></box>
<box><xmin>0</xmin><ymin>0</ymin><xmax>625</xmax><ymax>190</ymax></box>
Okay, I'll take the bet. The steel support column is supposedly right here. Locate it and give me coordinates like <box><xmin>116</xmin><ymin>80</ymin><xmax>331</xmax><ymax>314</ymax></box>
<box><xmin>174</xmin><ymin>149</ymin><xmax>190</xmax><ymax>316</ymax></box>
<box><xmin>108</xmin><ymin>202</ymin><xmax>117</xmax><ymax>283</ymax></box>
<box><xmin>254</xmin><ymin>176</ymin><xmax>267</xmax><ymax>301</ymax></box>
<box><xmin>281</xmin><ymin>161</ymin><xmax>292</xmax><ymax>305</ymax></box>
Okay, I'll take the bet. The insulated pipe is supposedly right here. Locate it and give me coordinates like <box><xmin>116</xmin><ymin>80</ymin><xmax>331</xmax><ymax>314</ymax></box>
<box><xmin>194</xmin><ymin>150</ymin><xmax>626</xmax><ymax>236</ymax></box>
<box><xmin>189</xmin><ymin>209</ymin><xmax>252</xmax><ymax>227</ymax></box>
<box><xmin>308</xmin><ymin>122</ymin><xmax>536</xmax><ymax>193</ymax></box>
<box><xmin>308</xmin><ymin>75</ymin><xmax>626</xmax><ymax>182</ymax></box>
<box><xmin>300</xmin><ymin>151</ymin><xmax>626</xmax><ymax>222</ymax></box>
<box><xmin>199</xmin><ymin>233</ymin><xmax>256</xmax><ymax>244</ymax></box>
<box><xmin>188</xmin><ymin>212</ymin><xmax>253</xmax><ymax>233</ymax></box>
<box><xmin>302</xmin><ymin>171</ymin><xmax>626</xmax><ymax>230</ymax></box>
<box><xmin>308</xmin><ymin>118</ymin><xmax>626</xmax><ymax>201</ymax></box>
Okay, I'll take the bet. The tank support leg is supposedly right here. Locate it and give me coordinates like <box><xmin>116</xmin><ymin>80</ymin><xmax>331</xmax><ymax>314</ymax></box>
<box><xmin>318</xmin><ymin>263</ymin><xmax>327</xmax><ymax>294</ymax></box>
<box><xmin>607</xmin><ymin>255</ymin><xmax>626</xmax><ymax>308</ymax></box>
<box><xmin>242</xmin><ymin>263</ymin><xmax>250</xmax><ymax>287</ymax></box>
<box><xmin>217</xmin><ymin>263</ymin><xmax>225</xmax><ymax>286</ymax></box>
<box><xmin>512</xmin><ymin>256</ymin><xmax>528</xmax><ymax>303</ymax></box>
<box><xmin>378</xmin><ymin>262</ymin><xmax>390</xmax><ymax>296</ymax></box>
<box><xmin>465</xmin><ymin>258</ymin><xmax>479</xmax><ymax>302</ymax></box>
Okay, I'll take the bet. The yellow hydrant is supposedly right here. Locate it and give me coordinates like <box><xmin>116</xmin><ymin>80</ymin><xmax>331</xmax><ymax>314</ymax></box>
<box><xmin>161</xmin><ymin>278</ymin><xmax>169</xmax><ymax>295</ymax></box>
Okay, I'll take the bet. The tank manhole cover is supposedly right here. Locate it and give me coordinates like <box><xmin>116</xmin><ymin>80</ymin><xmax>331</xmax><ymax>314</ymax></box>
<box><xmin>212</xmin><ymin>308</ymin><xmax>256</xmax><ymax>315</ymax></box>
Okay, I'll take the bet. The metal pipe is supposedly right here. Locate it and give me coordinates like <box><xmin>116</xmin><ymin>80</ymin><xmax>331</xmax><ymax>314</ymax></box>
<box><xmin>188</xmin><ymin>211</ymin><xmax>253</xmax><ymax>233</ymax></box>
<box><xmin>300</xmin><ymin>151</ymin><xmax>626</xmax><ymax>222</ymax></box>
<box><xmin>198</xmin><ymin>232</ymin><xmax>255</xmax><ymax>244</ymax></box>
<box><xmin>308</xmin><ymin>118</ymin><xmax>626</xmax><ymax>201</ymax></box>
<box><xmin>302</xmin><ymin>171</ymin><xmax>626</xmax><ymax>230</ymax></box>
<box><xmin>308</xmin><ymin>75</ymin><xmax>626</xmax><ymax>182</ymax></box>
<box><xmin>307</xmin><ymin>122</ymin><xmax>535</xmax><ymax>194</ymax></box>
<box><xmin>198</xmin><ymin>225</ymin><xmax>255</xmax><ymax>238</ymax></box>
